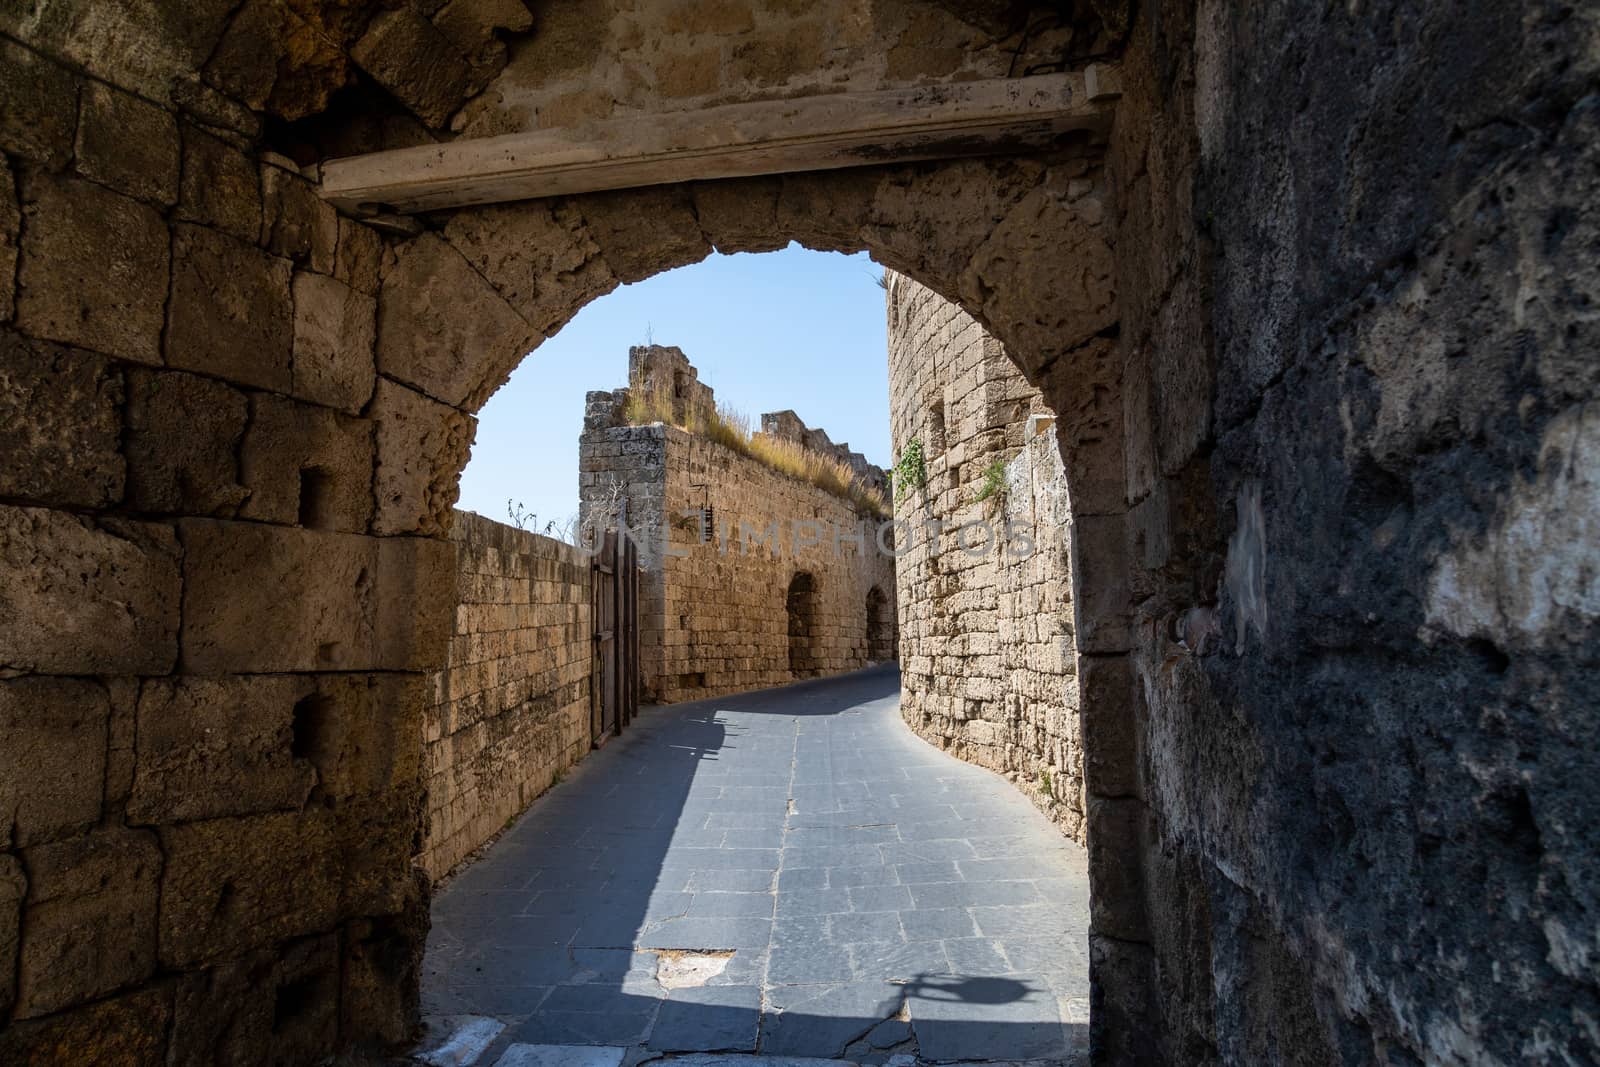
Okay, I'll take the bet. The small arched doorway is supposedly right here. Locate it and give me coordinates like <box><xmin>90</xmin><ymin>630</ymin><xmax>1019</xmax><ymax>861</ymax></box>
<box><xmin>866</xmin><ymin>585</ymin><xmax>895</xmax><ymax>662</ymax></box>
<box><xmin>787</xmin><ymin>571</ymin><xmax>818</xmax><ymax>676</ymax></box>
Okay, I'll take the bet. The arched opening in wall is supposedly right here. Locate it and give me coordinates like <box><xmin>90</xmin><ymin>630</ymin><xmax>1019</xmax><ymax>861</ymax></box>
<box><xmin>787</xmin><ymin>570</ymin><xmax>819</xmax><ymax>675</ymax></box>
<box><xmin>426</xmin><ymin>244</ymin><xmax>902</xmax><ymax>878</ymax></box>
<box><xmin>378</xmin><ymin>164</ymin><xmax>1125</xmax><ymax>1066</ymax></box>
<box><xmin>0</xmin><ymin>0</ymin><xmax>1231</xmax><ymax>1060</ymax></box>
<box><xmin>866</xmin><ymin>585</ymin><xmax>896</xmax><ymax>661</ymax></box>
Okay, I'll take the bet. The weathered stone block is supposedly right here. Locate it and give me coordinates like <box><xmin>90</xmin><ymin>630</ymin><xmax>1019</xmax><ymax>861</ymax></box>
<box><xmin>378</xmin><ymin>233</ymin><xmax>538</xmax><ymax>408</ymax></box>
<box><xmin>655</xmin><ymin>46</ymin><xmax>722</xmax><ymax>99</ymax></box>
<box><xmin>726</xmin><ymin>20</ymin><xmax>827</xmax><ymax>89</ymax></box>
<box><xmin>575</xmin><ymin>184</ymin><xmax>711</xmax><ymax>284</ymax></box>
<box><xmin>170</xmin><ymin>74</ymin><xmax>261</xmax><ymax>140</ymax></box>
<box><xmin>125</xmin><ymin>368</ymin><xmax>250</xmax><ymax>515</ymax></box>
<box><xmin>74</xmin><ymin>81</ymin><xmax>180</xmax><ymax>206</ymax></box>
<box><xmin>337</xmin><ymin>786</ymin><xmax>425</xmax><ymax>917</ymax></box>
<box><xmin>128</xmin><ymin>676</ymin><xmax>318</xmax><ymax>824</ymax></box>
<box><xmin>262</xmin><ymin>163</ymin><xmax>338</xmax><ymax>272</ymax></box>
<box><xmin>0</xmin><ymin>507</ymin><xmax>180</xmax><ymax>675</ymax></box>
<box><xmin>1088</xmin><ymin>934</ymin><xmax>1158</xmax><ymax>1064</ymax></box>
<box><xmin>351</xmin><ymin>7</ymin><xmax>472</xmax><ymax>129</ymax></box>
<box><xmin>176</xmin><ymin>123</ymin><xmax>261</xmax><ymax>242</ymax></box>
<box><xmin>180</xmin><ymin>521</ymin><xmax>375</xmax><ymax>673</ymax></box>
<box><xmin>0</xmin><ymin>677</ymin><xmax>109</xmax><ymax>849</ymax></box>
<box><xmin>372</xmin><ymin>377</ymin><xmax>476</xmax><ymax>536</ymax></box>
<box><xmin>180</xmin><ymin>520</ymin><xmax>453</xmax><ymax>672</ymax></box>
<box><xmin>433</xmin><ymin>0</ymin><xmax>532</xmax><ymax>91</ymax></box>
<box><xmin>15</xmin><ymin>173</ymin><xmax>168</xmax><ymax>364</ymax></box>
<box><xmin>1071</xmin><ymin>513</ymin><xmax>1132</xmax><ymax>654</ymax></box>
<box><xmin>692</xmin><ymin>176</ymin><xmax>787</xmax><ymax>254</ymax></box>
<box><xmin>1150</xmin><ymin>272</ymin><xmax>1212</xmax><ymax>477</ymax></box>
<box><xmin>239</xmin><ymin>393</ymin><xmax>375</xmax><ymax>531</ymax></box>
<box><xmin>778</xmin><ymin>169</ymin><xmax>876</xmax><ymax>254</ymax></box>
<box><xmin>0</xmin><ymin>330</ymin><xmax>124</xmax><ymax>508</ymax></box>
<box><xmin>166</xmin><ymin>223</ymin><xmax>293</xmax><ymax>390</ymax></box>
<box><xmin>291</xmin><ymin>271</ymin><xmax>377</xmax><ymax>414</ymax></box>
<box><xmin>1</xmin><ymin>0</ymin><xmax>232</xmax><ymax>106</ymax></box>
<box><xmin>0</xmin><ymin>985</ymin><xmax>171</xmax><ymax>1067</ymax></box>
<box><xmin>0</xmin><ymin>855</ymin><xmax>23</xmax><ymax>1017</ymax></box>
<box><xmin>335</xmin><ymin>217</ymin><xmax>383</xmax><ymax>296</ymax></box>
<box><xmin>202</xmin><ymin>0</ymin><xmax>349</xmax><ymax>121</ymax></box>
<box><xmin>170</xmin><ymin>934</ymin><xmax>340</xmax><ymax>1067</ymax></box>
<box><xmin>1120</xmin><ymin>340</ymin><xmax>1158</xmax><ymax>508</ymax></box>
<box><xmin>0</xmin><ymin>38</ymin><xmax>77</xmax><ymax>168</ymax></box>
<box><xmin>1086</xmin><ymin>797</ymin><xmax>1150</xmax><ymax>943</ymax></box>
<box><xmin>15</xmin><ymin>828</ymin><xmax>161</xmax><ymax>1018</ymax></box>
<box><xmin>444</xmin><ymin>201</ymin><xmax>616</xmax><ymax>338</ymax></box>
<box><xmin>158</xmin><ymin>811</ymin><xmax>338</xmax><ymax>968</ymax></box>
<box><xmin>1</xmin><ymin>156</ymin><xmax>16</xmax><ymax>322</ymax></box>
<box><xmin>342</xmin><ymin>904</ymin><xmax>427</xmax><ymax>1048</ymax></box>
<box><xmin>376</xmin><ymin>536</ymin><xmax>457</xmax><ymax>673</ymax></box>
<box><xmin>1080</xmin><ymin>654</ymin><xmax>1139</xmax><ymax>799</ymax></box>
<box><xmin>103</xmin><ymin>678</ymin><xmax>138</xmax><ymax>817</ymax></box>
<box><xmin>960</xmin><ymin>182</ymin><xmax>1116</xmax><ymax>365</ymax></box>
<box><xmin>301</xmin><ymin>673</ymin><xmax>427</xmax><ymax>801</ymax></box>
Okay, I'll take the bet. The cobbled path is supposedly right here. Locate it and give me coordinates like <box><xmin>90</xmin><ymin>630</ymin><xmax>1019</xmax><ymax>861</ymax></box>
<box><xmin>419</xmin><ymin>666</ymin><xmax>1089</xmax><ymax>1067</ymax></box>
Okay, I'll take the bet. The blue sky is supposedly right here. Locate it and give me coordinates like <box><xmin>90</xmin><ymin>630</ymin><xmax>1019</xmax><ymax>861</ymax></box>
<box><xmin>456</xmin><ymin>244</ymin><xmax>891</xmax><ymax>530</ymax></box>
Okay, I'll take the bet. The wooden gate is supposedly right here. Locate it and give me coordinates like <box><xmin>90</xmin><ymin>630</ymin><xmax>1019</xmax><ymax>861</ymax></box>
<box><xmin>591</xmin><ymin>528</ymin><xmax>639</xmax><ymax>745</ymax></box>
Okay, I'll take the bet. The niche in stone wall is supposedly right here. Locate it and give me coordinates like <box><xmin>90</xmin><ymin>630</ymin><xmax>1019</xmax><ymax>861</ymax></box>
<box><xmin>867</xmin><ymin>585</ymin><xmax>895</xmax><ymax>661</ymax></box>
<box><xmin>927</xmin><ymin>397</ymin><xmax>947</xmax><ymax>453</ymax></box>
<box><xmin>787</xmin><ymin>571</ymin><xmax>819</xmax><ymax>676</ymax></box>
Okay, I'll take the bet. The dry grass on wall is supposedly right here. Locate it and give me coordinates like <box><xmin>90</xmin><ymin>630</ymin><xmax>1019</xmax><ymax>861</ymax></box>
<box><xmin>623</xmin><ymin>385</ymin><xmax>891</xmax><ymax>519</ymax></box>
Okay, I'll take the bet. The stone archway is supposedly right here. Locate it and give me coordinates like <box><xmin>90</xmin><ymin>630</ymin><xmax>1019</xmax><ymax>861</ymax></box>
<box><xmin>787</xmin><ymin>571</ymin><xmax>819</xmax><ymax>676</ymax></box>
<box><xmin>366</xmin><ymin>155</ymin><xmax>1149</xmax><ymax>1056</ymax></box>
<box><xmin>0</xmin><ymin>16</ymin><xmax>1158</xmax><ymax>1059</ymax></box>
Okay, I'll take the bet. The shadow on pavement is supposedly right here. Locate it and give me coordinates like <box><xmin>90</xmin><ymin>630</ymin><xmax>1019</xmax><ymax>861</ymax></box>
<box><xmin>421</xmin><ymin>665</ymin><xmax>1089</xmax><ymax>1065</ymax></box>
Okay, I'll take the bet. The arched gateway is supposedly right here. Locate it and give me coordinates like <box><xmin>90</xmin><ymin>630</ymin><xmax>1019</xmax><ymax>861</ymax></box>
<box><xmin>0</xmin><ymin>2</ymin><xmax>1592</xmax><ymax>1066</ymax></box>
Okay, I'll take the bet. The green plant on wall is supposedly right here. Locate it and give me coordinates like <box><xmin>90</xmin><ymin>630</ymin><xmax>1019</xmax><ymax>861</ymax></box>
<box><xmin>973</xmin><ymin>458</ymin><xmax>1008</xmax><ymax>505</ymax></box>
<box><xmin>893</xmin><ymin>439</ymin><xmax>926</xmax><ymax>503</ymax></box>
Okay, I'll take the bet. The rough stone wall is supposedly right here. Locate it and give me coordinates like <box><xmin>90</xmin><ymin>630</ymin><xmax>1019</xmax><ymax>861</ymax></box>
<box><xmin>886</xmin><ymin>274</ymin><xmax>1083</xmax><ymax>843</ymax></box>
<box><xmin>581</xmin><ymin>349</ymin><xmax>897</xmax><ymax>705</ymax></box>
<box><xmin>0</xmin><ymin>13</ymin><xmax>460</xmax><ymax>1061</ymax></box>
<box><xmin>457</xmin><ymin>0</ymin><xmax>1110</xmax><ymax>137</ymax></box>
<box><xmin>654</xmin><ymin>429</ymin><xmax>898</xmax><ymax>704</ymax></box>
<box><xmin>1093</xmin><ymin>3</ymin><xmax>1600</xmax><ymax>1065</ymax></box>
<box><xmin>419</xmin><ymin>512</ymin><xmax>592</xmax><ymax>881</ymax></box>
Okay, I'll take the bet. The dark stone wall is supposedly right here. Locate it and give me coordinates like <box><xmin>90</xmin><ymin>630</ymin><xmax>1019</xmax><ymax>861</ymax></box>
<box><xmin>1116</xmin><ymin>2</ymin><xmax>1600</xmax><ymax>1063</ymax></box>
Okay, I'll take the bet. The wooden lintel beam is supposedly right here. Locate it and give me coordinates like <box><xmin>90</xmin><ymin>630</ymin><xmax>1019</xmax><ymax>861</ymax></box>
<box><xmin>319</xmin><ymin>71</ymin><xmax>1112</xmax><ymax>215</ymax></box>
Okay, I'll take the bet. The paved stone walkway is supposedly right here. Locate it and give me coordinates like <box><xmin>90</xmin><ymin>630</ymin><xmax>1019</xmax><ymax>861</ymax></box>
<box><xmin>419</xmin><ymin>667</ymin><xmax>1089</xmax><ymax>1066</ymax></box>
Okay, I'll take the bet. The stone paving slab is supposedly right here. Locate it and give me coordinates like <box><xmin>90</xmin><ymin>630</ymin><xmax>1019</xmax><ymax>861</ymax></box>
<box><xmin>492</xmin><ymin>1046</ymin><xmax>625</xmax><ymax>1067</ymax></box>
<box><xmin>420</xmin><ymin>667</ymin><xmax>1089</xmax><ymax>1066</ymax></box>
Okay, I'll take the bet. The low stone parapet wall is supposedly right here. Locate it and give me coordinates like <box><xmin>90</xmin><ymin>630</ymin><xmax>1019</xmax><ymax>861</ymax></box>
<box><xmin>418</xmin><ymin>511</ymin><xmax>593</xmax><ymax>880</ymax></box>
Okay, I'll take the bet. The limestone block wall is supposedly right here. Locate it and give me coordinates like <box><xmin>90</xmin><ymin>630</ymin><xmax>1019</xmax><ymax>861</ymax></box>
<box><xmin>654</xmin><ymin>429</ymin><xmax>897</xmax><ymax>703</ymax></box>
<box><xmin>419</xmin><ymin>512</ymin><xmax>592</xmax><ymax>881</ymax></box>
<box><xmin>581</xmin><ymin>350</ymin><xmax>896</xmax><ymax>705</ymax></box>
<box><xmin>886</xmin><ymin>274</ymin><xmax>1084</xmax><ymax>842</ymax></box>
<box><xmin>0</xmin><ymin>19</ymin><xmax>465</xmax><ymax>1060</ymax></box>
